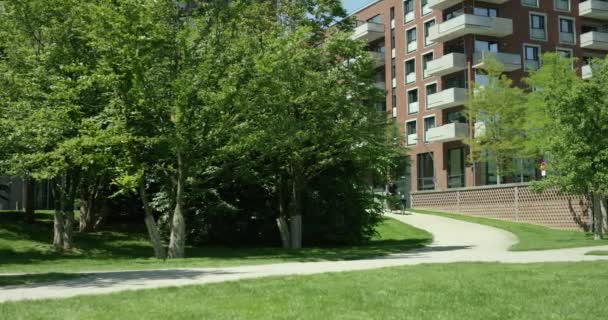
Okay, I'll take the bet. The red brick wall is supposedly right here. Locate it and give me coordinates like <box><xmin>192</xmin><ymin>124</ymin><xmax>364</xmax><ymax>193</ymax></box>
<box><xmin>411</xmin><ymin>183</ymin><xmax>591</xmax><ymax>231</ymax></box>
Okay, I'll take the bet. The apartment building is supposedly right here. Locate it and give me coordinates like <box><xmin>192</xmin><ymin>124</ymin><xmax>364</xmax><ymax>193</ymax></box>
<box><xmin>351</xmin><ymin>0</ymin><xmax>606</xmax><ymax>196</ymax></box>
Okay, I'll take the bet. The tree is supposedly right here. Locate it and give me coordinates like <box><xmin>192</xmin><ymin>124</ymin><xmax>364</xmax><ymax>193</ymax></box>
<box><xmin>234</xmin><ymin>2</ymin><xmax>399</xmax><ymax>249</ymax></box>
<box><xmin>525</xmin><ymin>53</ymin><xmax>608</xmax><ymax>239</ymax></box>
<box><xmin>465</xmin><ymin>57</ymin><xmax>527</xmax><ymax>184</ymax></box>
<box><xmin>0</xmin><ymin>0</ymin><xmax>108</xmax><ymax>251</ymax></box>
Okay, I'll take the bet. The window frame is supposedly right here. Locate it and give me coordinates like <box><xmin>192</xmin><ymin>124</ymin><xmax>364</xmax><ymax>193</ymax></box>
<box><xmin>404</xmin><ymin>57</ymin><xmax>417</xmax><ymax>84</ymax></box>
<box><xmin>529</xmin><ymin>12</ymin><xmax>547</xmax><ymax>41</ymax></box>
<box><xmin>558</xmin><ymin>16</ymin><xmax>576</xmax><ymax>45</ymax></box>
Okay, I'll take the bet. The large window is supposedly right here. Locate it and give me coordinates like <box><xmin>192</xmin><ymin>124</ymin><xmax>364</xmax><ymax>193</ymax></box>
<box><xmin>424</xmin><ymin>20</ymin><xmax>435</xmax><ymax>46</ymax></box>
<box><xmin>407</xmin><ymin>88</ymin><xmax>419</xmax><ymax>114</ymax></box>
<box><xmin>530</xmin><ymin>13</ymin><xmax>546</xmax><ymax>40</ymax></box>
<box><xmin>555</xmin><ymin>0</ymin><xmax>570</xmax><ymax>11</ymax></box>
<box><xmin>406</xmin><ymin>27</ymin><xmax>417</xmax><ymax>53</ymax></box>
<box><xmin>406</xmin><ymin>121</ymin><xmax>417</xmax><ymax>146</ymax></box>
<box><xmin>474</xmin><ymin>40</ymin><xmax>498</xmax><ymax>53</ymax></box>
<box><xmin>524</xmin><ymin>44</ymin><xmax>541</xmax><ymax>71</ymax></box>
<box><xmin>423</xmin><ymin>116</ymin><xmax>435</xmax><ymax>142</ymax></box>
<box><xmin>417</xmin><ymin>153</ymin><xmax>435</xmax><ymax>191</ymax></box>
<box><xmin>448</xmin><ymin>148</ymin><xmax>465</xmax><ymax>188</ymax></box>
<box><xmin>421</xmin><ymin>0</ymin><xmax>431</xmax><ymax>16</ymax></box>
<box><xmin>425</xmin><ymin>83</ymin><xmax>437</xmax><ymax>109</ymax></box>
<box><xmin>404</xmin><ymin>0</ymin><xmax>414</xmax><ymax>23</ymax></box>
<box><xmin>422</xmin><ymin>52</ymin><xmax>433</xmax><ymax>79</ymax></box>
<box><xmin>405</xmin><ymin>58</ymin><xmax>416</xmax><ymax>84</ymax></box>
<box><xmin>522</xmin><ymin>0</ymin><xmax>538</xmax><ymax>7</ymax></box>
<box><xmin>559</xmin><ymin>17</ymin><xmax>575</xmax><ymax>44</ymax></box>
<box><xmin>473</xmin><ymin>7</ymin><xmax>497</xmax><ymax>17</ymax></box>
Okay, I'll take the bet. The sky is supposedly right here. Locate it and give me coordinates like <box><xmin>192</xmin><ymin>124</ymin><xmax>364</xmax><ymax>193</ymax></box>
<box><xmin>341</xmin><ymin>0</ymin><xmax>374</xmax><ymax>14</ymax></box>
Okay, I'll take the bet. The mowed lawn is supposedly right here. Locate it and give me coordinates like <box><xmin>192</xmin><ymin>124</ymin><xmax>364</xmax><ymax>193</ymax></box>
<box><xmin>0</xmin><ymin>211</ymin><xmax>431</xmax><ymax>279</ymax></box>
<box><xmin>2</xmin><ymin>261</ymin><xmax>607</xmax><ymax>319</ymax></box>
<box><xmin>411</xmin><ymin>209</ymin><xmax>608</xmax><ymax>251</ymax></box>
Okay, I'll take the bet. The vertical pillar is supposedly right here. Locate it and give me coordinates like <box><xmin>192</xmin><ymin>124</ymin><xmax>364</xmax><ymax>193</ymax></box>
<box><xmin>514</xmin><ymin>186</ymin><xmax>519</xmax><ymax>222</ymax></box>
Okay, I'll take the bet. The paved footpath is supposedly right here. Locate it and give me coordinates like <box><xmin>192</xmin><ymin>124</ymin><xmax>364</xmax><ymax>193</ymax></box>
<box><xmin>2</xmin><ymin>212</ymin><xmax>608</xmax><ymax>303</ymax></box>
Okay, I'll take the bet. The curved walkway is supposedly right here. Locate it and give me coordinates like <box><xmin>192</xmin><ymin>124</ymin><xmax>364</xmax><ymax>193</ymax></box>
<box><xmin>1</xmin><ymin>212</ymin><xmax>608</xmax><ymax>302</ymax></box>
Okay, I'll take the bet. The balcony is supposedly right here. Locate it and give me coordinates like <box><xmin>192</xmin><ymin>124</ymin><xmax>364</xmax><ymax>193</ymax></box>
<box><xmin>580</xmin><ymin>0</ymin><xmax>608</xmax><ymax>21</ymax></box>
<box><xmin>351</xmin><ymin>22</ymin><xmax>385</xmax><ymax>42</ymax></box>
<box><xmin>428</xmin><ymin>14</ymin><xmax>513</xmax><ymax>43</ymax></box>
<box><xmin>427</xmin><ymin>88</ymin><xmax>467</xmax><ymax>110</ymax></box>
<box><xmin>581</xmin><ymin>31</ymin><xmax>608</xmax><ymax>50</ymax></box>
<box><xmin>407</xmin><ymin>134</ymin><xmax>418</xmax><ymax>146</ymax></box>
<box><xmin>582</xmin><ymin>65</ymin><xmax>593</xmax><ymax>80</ymax></box>
<box><xmin>375</xmin><ymin>81</ymin><xmax>386</xmax><ymax>90</ymax></box>
<box><xmin>370</xmin><ymin>51</ymin><xmax>386</xmax><ymax>68</ymax></box>
<box><xmin>428</xmin><ymin>0</ymin><xmax>508</xmax><ymax>10</ymax></box>
<box><xmin>426</xmin><ymin>53</ymin><xmax>466</xmax><ymax>77</ymax></box>
<box><xmin>473</xmin><ymin>51</ymin><xmax>522</xmax><ymax>72</ymax></box>
<box><xmin>426</xmin><ymin>122</ymin><xmax>469</xmax><ymax>143</ymax></box>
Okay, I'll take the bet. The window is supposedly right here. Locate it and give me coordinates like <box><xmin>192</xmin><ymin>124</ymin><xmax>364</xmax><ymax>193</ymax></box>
<box><xmin>367</xmin><ymin>15</ymin><xmax>381</xmax><ymax>24</ymax></box>
<box><xmin>407</xmin><ymin>89</ymin><xmax>419</xmax><ymax>114</ymax></box>
<box><xmin>559</xmin><ymin>17</ymin><xmax>575</xmax><ymax>44</ymax></box>
<box><xmin>406</xmin><ymin>27</ymin><xmax>417</xmax><ymax>53</ymax></box>
<box><xmin>391</xmin><ymin>58</ymin><xmax>396</xmax><ymax>80</ymax></box>
<box><xmin>421</xmin><ymin>0</ymin><xmax>431</xmax><ymax>16</ymax></box>
<box><xmin>474</xmin><ymin>70</ymin><xmax>489</xmax><ymax>88</ymax></box>
<box><xmin>406</xmin><ymin>121</ymin><xmax>417</xmax><ymax>146</ymax></box>
<box><xmin>524</xmin><ymin>44</ymin><xmax>541</xmax><ymax>71</ymax></box>
<box><xmin>447</xmin><ymin>148</ymin><xmax>465</xmax><ymax>188</ymax></box>
<box><xmin>446</xmin><ymin>111</ymin><xmax>467</xmax><ymax>124</ymax></box>
<box><xmin>424</xmin><ymin>20</ymin><xmax>435</xmax><ymax>46</ymax></box>
<box><xmin>391</xmin><ymin>28</ymin><xmax>396</xmax><ymax>50</ymax></box>
<box><xmin>425</xmin><ymin>83</ymin><xmax>437</xmax><ymax>109</ymax></box>
<box><xmin>444</xmin><ymin>74</ymin><xmax>467</xmax><ymax>89</ymax></box>
<box><xmin>404</xmin><ymin>0</ymin><xmax>414</xmax><ymax>23</ymax></box>
<box><xmin>474</xmin><ymin>40</ymin><xmax>498</xmax><ymax>53</ymax></box>
<box><xmin>391</xmin><ymin>89</ymin><xmax>397</xmax><ymax>117</ymax></box>
<box><xmin>557</xmin><ymin>48</ymin><xmax>572</xmax><ymax>58</ymax></box>
<box><xmin>554</xmin><ymin>0</ymin><xmax>569</xmax><ymax>11</ymax></box>
<box><xmin>522</xmin><ymin>0</ymin><xmax>538</xmax><ymax>7</ymax></box>
<box><xmin>530</xmin><ymin>13</ymin><xmax>546</xmax><ymax>40</ymax></box>
<box><xmin>473</xmin><ymin>7</ymin><xmax>497</xmax><ymax>17</ymax></box>
<box><xmin>405</xmin><ymin>59</ymin><xmax>416</xmax><ymax>84</ymax></box>
<box><xmin>444</xmin><ymin>10</ymin><xmax>463</xmax><ymax>21</ymax></box>
<box><xmin>417</xmin><ymin>153</ymin><xmax>435</xmax><ymax>191</ymax></box>
<box><xmin>422</xmin><ymin>52</ymin><xmax>433</xmax><ymax>79</ymax></box>
<box><xmin>423</xmin><ymin>117</ymin><xmax>436</xmax><ymax>143</ymax></box>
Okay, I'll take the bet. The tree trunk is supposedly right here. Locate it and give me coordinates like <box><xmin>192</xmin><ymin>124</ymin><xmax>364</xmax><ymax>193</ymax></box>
<box><xmin>601</xmin><ymin>195</ymin><xmax>607</xmax><ymax>239</ymax></box>
<box><xmin>276</xmin><ymin>217</ymin><xmax>291</xmax><ymax>249</ymax></box>
<box><xmin>168</xmin><ymin>152</ymin><xmax>186</xmax><ymax>259</ymax></box>
<box><xmin>290</xmin><ymin>215</ymin><xmax>302</xmax><ymax>249</ymax></box>
<box><xmin>289</xmin><ymin>176</ymin><xmax>302</xmax><ymax>249</ymax></box>
<box><xmin>79</xmin><ymin>194</ymin><xmax>93</xmax><ymax>232</ymax></box>
<box><xmin>62</xmin><ymin>172</ymin><xmax>78</xmax><ymax>251</ymax></box>
<box><xmin>52</xmin><ymin>181</ymin><xmax>64</xmax><ymax>252</ymax></box>
<box><xmin>140</xmin><ymin>180</ymin><xmax>166</xmax><ymax>259</ymax></box>
<box><xmin>276</xmin><ymin>180</ymin><xmax>291</xmax><ymax>249</ymax></box>
<box><xmin>22</xmin><ymin>176</ymin><xmax>35</xmax><ymax>223</ymax></box>
<box><xmin>593</xmin><ymin>193</ymin><xmax>604</xmax><ymax>240</ymax></box>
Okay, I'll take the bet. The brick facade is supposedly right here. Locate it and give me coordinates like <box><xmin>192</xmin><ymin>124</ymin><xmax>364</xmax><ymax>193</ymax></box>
<box><xmin>352</xmin><ymin>0</ymin><xmax>603</xmax><ymax>195</ymax></box>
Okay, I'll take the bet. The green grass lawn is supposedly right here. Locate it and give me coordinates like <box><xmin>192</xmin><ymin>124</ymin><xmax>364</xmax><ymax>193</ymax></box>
<box><xmin>411</xmin><ymin>208</ymin><xmax>608</xmax><ymax>251</ymax></box>
<box><xmin>0</xmin><ymin>210</ymin><xmax>431</xmax><ymax>282</ymax></box>
<box><xmin>586</xmin><ymin>250</ymin><xmax>608</xmax><ymax>256</ymax></box>
<box><xmin>1</xmin><ymin>261</ymin><xmax>607</xmax><ymax>319</ymax></box>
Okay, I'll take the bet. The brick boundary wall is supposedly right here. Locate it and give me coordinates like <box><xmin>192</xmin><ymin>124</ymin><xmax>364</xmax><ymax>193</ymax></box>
<box><xmin>411</xmin><ymin>183</ymin><xmax>591</xmax><ymax>231</ymax></box>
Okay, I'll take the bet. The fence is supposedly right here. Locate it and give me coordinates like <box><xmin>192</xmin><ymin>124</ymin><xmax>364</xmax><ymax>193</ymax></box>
<box><xmin>411</xmin><ymin>183</ymin><xmax>590</xmax><ymax>231</ymax></box>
